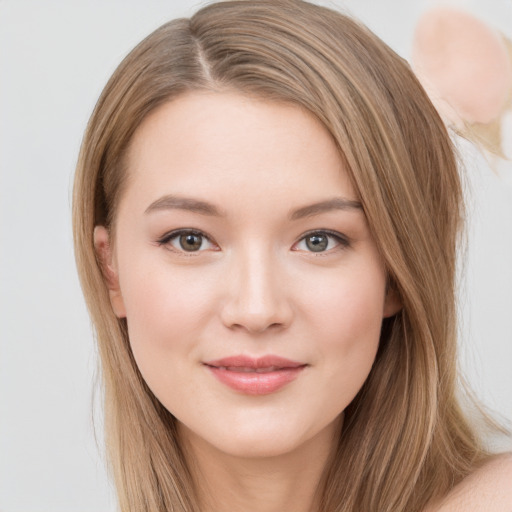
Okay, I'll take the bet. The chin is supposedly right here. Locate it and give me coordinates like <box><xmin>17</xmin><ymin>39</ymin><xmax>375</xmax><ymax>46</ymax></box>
<box><xmin>215</xmin><ymin>433</ymin><xmax>307</xmax><ymax>459</ymax></box>
<box><xmin>205</xmin><ymin>415</ymin><xmax>337</xmax><ymax>460</ymax></box>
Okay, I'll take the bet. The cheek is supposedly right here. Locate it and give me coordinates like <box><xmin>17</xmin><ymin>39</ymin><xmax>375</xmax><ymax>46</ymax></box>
<box><xmin>117</xmin><ymin>254</ymin><xmax>216</xmax><ymax>376</ymax></box>
<box><xmin>301</xmin><ymin>265</ymin><xmax>385</xmax><ymax>394</ymax></box>
<box><xmin>301</xmin><ymin>261</ymin><xmax>386</xmax><ymax>342</ymax></box>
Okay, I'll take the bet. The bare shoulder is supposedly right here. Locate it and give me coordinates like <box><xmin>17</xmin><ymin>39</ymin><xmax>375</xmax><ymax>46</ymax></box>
<box><xmin>427</xmin><ymin>452</ymin><xmax>512</xmax><ymax>512</ymax></box>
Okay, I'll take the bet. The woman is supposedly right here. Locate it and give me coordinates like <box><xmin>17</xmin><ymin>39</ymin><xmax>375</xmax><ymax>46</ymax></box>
<box><xmin>72</xmin><ymin>1</ymin><xmax>512</xmax><ymax>510</ymax></box>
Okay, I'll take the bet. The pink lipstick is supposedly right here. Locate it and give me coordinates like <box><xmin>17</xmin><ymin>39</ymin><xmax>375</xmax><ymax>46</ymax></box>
<box><xmin>203</xmin><ymin>355</ymin><xmax>307</xmax><ymax>395</ymax></box>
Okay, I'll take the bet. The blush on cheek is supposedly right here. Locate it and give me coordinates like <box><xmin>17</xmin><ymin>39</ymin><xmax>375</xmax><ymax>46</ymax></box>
<box><xmin>319</xmin><ymin>282</ymin><xmax>384</xmax><ymax>340</ymax></box>
<box><xmin>123</xmin><ymin>270</ymin><xmax>216</xmax><ymax>368</ymax></box>
<box><xmin>319</xmin><ymin>290</ymin><xmax>383</xmax><ymax>380</ymax></box>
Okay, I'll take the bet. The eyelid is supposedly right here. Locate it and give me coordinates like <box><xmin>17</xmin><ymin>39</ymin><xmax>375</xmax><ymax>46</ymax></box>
<box><xmin>156</xmin><ymin>228</ymin><xmax>350</xmax><ymax>255</ymax></box>
<box><xmin>157</xmin><ymin>228</ymin><xmax>217</xmax><ymax>255</ymax></box>
<box><xmin>293</xmin><ymin>229</ymin><xmax>351</xmax><ymax>254</ymax></box>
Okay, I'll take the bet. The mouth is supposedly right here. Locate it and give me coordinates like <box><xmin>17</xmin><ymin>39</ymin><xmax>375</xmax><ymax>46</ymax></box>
<box><xmin>203</xmin><ymin>355</ymin><xmax>308</xmax><ymax>395</ymax></box>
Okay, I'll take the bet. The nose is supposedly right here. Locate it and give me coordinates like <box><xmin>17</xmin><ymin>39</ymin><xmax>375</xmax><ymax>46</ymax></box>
<box><xmin>219</xmin><ymin>247</ymin><xmax>294</xmax><ymax>334</ymax></box>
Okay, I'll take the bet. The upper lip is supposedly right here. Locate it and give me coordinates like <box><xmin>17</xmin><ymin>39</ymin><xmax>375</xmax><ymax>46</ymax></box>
<box><xmin>203</xmin><ymin>355</ymin><xmax>306</xmax><ymax>370</ymax></box>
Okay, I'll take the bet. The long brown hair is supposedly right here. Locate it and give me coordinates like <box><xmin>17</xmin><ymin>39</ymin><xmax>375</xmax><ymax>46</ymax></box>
<box><xmin>73</xmin><ymin>1</ymin><xmax>493</xmax><ymax>510</ymax></box>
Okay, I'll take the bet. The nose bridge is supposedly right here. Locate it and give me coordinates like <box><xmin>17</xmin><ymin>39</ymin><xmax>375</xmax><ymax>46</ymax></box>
<box><xmin>221</xmin><ymin>241</ymin><xmax>292</xmax><ymax>333</ymax></box>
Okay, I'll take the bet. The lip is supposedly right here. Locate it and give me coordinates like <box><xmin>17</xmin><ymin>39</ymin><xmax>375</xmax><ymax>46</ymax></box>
<box><xmin>203</xmin><ymin>355</ymin><xmax>308</xmax><ymax>395</ymax></box>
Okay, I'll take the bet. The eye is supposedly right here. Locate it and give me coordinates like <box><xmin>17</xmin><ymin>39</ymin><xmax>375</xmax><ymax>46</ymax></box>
<box><xmin>157</xmin><ymin>229</ymin><xmax>216</xmax><ymax>253</ymax></box>
<box><xmin>294</xmin><ymin>230</ymin><xmax>349</xmax><ymax>253</ymax></box>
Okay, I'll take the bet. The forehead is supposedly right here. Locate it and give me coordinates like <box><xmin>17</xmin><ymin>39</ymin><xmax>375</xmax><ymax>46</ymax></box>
<box><xmin>121</xmin><ymin>91</ymin><xmax>358</xmax><ymax>216</ymax></box>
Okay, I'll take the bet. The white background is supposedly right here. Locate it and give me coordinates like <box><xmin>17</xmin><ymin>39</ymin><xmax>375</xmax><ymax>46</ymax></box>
<box><xmin>1</xmin><ymin>1</ymin><xmax>511</xmax><ymax>511</ymax></box>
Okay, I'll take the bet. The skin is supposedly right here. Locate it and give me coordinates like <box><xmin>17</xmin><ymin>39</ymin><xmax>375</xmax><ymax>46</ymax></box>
<box><xmin>424</xmin><ymin>453</ymin><xmax>512</xmax><ymax>512</ymax></box>
<box><xmin>95</xmin><ymin>90</ymin><xmax>399</xmax><ymax>511</ymax></box>
<box><xmin>94</xmin><ymin>90</ymin><xmax>512</xmax><ymax>511</ymax></box>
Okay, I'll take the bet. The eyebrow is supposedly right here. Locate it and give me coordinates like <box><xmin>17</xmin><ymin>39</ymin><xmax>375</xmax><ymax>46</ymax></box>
<box><xmin>145</xmin><ymin>195</ymin><xmax>225</xmax><ymax>216</ymax></box>
<box><xmin>289</xmin><ymin>197</ymin><xmax>363</xmax><ymax>220</ymax></box>
<box><xmin>144</xmin><ymin>194</ymin><xmax>363</xmax><ymax>219</ymax></box>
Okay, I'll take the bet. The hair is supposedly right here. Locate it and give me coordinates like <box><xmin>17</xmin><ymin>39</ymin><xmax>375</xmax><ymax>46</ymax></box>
<box><xmin>72</xmin><ymin>1</ymin><xmax>497</xmax><ymax>510</ymax></box>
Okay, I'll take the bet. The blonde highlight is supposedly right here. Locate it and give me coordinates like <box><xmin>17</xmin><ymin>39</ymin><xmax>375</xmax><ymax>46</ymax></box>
<box><xmin>73</xmin><ymin>1</ymin><xmax>496</xmax><ymax>510</ymax></box>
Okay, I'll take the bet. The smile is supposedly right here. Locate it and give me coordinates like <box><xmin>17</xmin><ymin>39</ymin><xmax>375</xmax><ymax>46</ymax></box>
<box><xmin>203</xmin><ymin>355</ymin><xmax>308</xmax><ymax>395</ymax></box>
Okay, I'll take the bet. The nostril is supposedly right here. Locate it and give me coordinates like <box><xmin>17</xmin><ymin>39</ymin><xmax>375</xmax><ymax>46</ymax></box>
<box><xmin>219</xmin><ymin>273</ymin><xmax>294</xmax><ymax>332</ymax></box>
<box><xmin>226</xmin><ymin>319</ymin><xmax>285</xmax><ymax>334</ymax></box>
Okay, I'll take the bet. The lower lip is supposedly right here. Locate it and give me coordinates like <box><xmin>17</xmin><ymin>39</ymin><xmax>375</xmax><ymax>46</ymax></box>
<box><xmin>205</xmin><ymin>365</ymin><xmax>307</xmax><ymax>395</ymax></box>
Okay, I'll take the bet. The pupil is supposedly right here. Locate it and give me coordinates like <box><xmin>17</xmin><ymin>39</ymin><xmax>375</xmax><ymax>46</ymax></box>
<box><xmin>180</xmin><ymin>233</ymin><xmax>202</xmax><ymax>251</ymax></box>
<box><xmin>307</xmin><ymin>234</ymin><xmax>328</xmax><ymax>252</ymax></box>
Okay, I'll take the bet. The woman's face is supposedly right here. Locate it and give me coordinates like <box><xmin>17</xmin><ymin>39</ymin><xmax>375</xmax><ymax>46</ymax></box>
<box><xmin>96</xmin><ymin>91</ymin><xmax>400</xmax><ymax>458</ymax></box>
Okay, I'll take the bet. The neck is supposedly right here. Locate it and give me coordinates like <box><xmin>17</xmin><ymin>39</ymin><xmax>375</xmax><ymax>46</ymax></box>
<box><xmin>179</xmin><ymin>417</ymin><xmax>342</xmax><ymax>512</ymax></box>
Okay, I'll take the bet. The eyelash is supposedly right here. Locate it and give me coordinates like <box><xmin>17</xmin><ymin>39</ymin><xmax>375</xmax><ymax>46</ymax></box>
<box><xmin>157</xmin><ymin>229</ymin><xmax>217</xmax><ymax>255</ymax></box>
<box><xmin>294</xmin><ymin>229</ymin><xmax>351</xmax><ymax>254</ymax></box>
<box><xmin>156</xmin><ymin>229</ymin><xmax>350</xmax><ymax>256</ymax></box>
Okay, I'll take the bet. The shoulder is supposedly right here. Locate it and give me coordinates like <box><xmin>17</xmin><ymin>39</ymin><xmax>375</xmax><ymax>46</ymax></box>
<box><xmin>426</xmin><ymin>452</ymin><xmax>512</xmax><ymax>512</ymax></box>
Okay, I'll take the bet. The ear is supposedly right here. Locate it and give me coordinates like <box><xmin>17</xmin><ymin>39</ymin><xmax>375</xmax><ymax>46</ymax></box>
<box><xmin>93</xmin><ymin>226</ymin><xmax>127</xmax><ymax>318</ymax></box>
<box><xmin>383</xmin><ymin>283</ymin><xmax>402</xmax><ymax>318</ymax></box>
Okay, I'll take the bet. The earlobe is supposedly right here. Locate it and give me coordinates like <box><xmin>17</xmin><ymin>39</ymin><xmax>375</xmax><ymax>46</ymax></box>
<box><xmin>383</xmin><ymin>285</ymin><xmax>402</xmax><ymax>318</ymax></box>
<box><xmin>93</xmin><ymin>226</ymin><xmax>127</xmax><ymax>318</ymax></box>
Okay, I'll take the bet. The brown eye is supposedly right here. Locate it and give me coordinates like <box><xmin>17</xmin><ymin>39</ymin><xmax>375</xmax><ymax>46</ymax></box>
<box><xmin>179</xmin><ymin>233</ymin><xmax>204</xmax><ymax>251</ymax></box>
<box><xmin>158</xmin><ymin>230</ymin><xmax>215</xmax><ymax>253</ymax></box>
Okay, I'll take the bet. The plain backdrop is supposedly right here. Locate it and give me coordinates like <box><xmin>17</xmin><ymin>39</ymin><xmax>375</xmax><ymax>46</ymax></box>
<box><xmin>1</xmin><ymin>1</ymin><xmax>511</xmax><ymax>511</ymax></box>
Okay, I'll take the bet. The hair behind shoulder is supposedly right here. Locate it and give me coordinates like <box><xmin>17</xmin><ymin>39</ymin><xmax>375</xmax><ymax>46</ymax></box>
<box><xmin>72</xmin><ymin>1</ymin><xmax>503</xmax><ymax>510</ymax></box>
